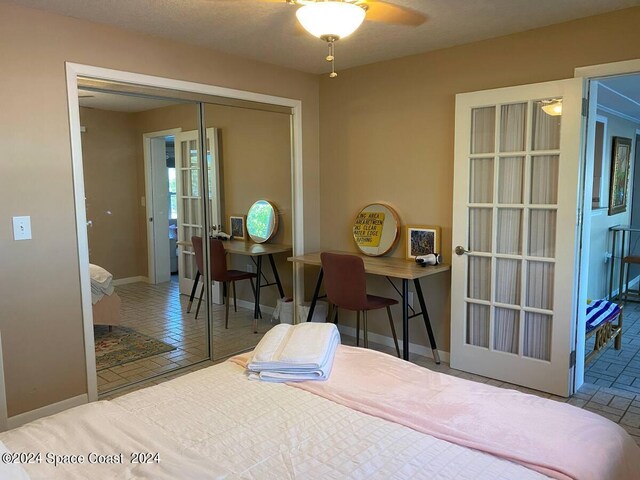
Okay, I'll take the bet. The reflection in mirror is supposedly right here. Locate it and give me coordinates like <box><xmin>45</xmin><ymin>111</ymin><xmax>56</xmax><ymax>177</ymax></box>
<box><xmin>247</xmin><ymin>200</ymin><xmax>279</xmax><ymax>243</ymax></box>
<box><xmin>204</xmin><ymin>103</ymin><xmax>293</xmax><ymax>362</ymax></box>
<box><xmin>78</xmin><ymin>87</ymin><xmax>209</xmax><ymax>396</ymax></box>
<box><xmin>353</xmin><ymin>203</ymin><xmax>400</xmax><ymax>256</ymax></box>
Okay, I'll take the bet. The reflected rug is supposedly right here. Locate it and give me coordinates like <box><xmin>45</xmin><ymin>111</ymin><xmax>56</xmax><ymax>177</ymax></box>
<box><xmin>94</xmin><ymin>326</ymin><xmax>176</xmax><ymax>371</ymax></box>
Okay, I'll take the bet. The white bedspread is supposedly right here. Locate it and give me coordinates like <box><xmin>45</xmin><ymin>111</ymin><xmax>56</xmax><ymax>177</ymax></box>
<box><xmin>1</xmin><ymin>361</ymin><xmax>548</xmax><ymax>479</ymax></box>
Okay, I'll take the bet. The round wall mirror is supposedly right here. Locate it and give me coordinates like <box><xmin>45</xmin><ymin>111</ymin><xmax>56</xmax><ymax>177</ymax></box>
<box><xmin>352</xmin><ymin>203</ymin><xmax>400</xmax><ymax>256</ymax></box>
<box><xmin>246</xmin><ymin>200</ymin><xmax>279</xmax><ymax>243</ymax></box>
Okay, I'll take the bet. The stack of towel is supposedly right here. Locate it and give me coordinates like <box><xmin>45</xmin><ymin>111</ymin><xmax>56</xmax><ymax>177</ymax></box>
<box><xmin>89</xmin><ymin>264</ymin><xmax>115</xmax><ymax>305</ymax></box>
<box><xmin>247</xmin><ymin>322</ymin><xmax>340</xmax><ymax>382</ymax></box>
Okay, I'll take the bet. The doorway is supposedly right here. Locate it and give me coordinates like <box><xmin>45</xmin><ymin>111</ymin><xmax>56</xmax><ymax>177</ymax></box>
<box><xmin>582</xmin><ymin>72</ymin><xmax>640</xmax><ymax>390</ymax></box>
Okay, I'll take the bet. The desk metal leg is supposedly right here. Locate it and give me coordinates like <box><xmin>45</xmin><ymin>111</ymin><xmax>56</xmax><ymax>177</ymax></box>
<box><xmin>254</xmin><ymin>256</ymin><xmax>263</xmax><ymax>331</ymax></box>
<box><xmin>268</xmin><ymin>254</ymin><xmax>285</xmax><ymax>298</ymax></box>
<box><xmin>306</xmin><ymin>269</ymin><xmax>324</xmax><ymax>322</ymax></box>
<box><xmin>402</xmin><ymin>279</ymin><xmax>409</xmax><ymax>361</ymax></box>
<box><xmin>414</xmin><ymin>278</ymin><xmax>440</xmax><ymax>364</ymax></box>
<box><xmin>186</xmin><ymin>270</ymin><xmax>200</xmax><ymax>313</ymax></box>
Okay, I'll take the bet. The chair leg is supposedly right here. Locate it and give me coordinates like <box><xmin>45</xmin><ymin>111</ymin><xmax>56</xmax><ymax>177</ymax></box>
<box><xmin>225</xmin><ymin>282</ymin><xmax>231</xmax><ymax>329</ymax></box>
<box><xmin>386</xmin><ymin>306</ymin><xmax>400</xmax><ymax>358</ymax></box>
<box><xmin>363</xmin><ymin>310</ymin><xmax>369</xmax><ymax>348</ymax></box>
<box><xmin>232</xmin><ymin>281</ymin><xmax>237</xmax><ymax>312</ymax></box>
<box><xmin>195</xmin><ymin>284</ymin><xmax>205</xmax><ymax>319</ymax></box>
<box><xmin>356</xmin><ymin>311</ymin><xmax>360</xmax><ymax>347</ymax></box>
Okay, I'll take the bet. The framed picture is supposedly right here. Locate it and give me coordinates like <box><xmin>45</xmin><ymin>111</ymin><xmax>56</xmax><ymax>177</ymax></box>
<box><xmin>406</xmin><ymin>225</ymin><xmax>441</xmax><ymax>260</ymax></box>
<box><xmin>608</xmin><ymin>136</ymin><xmax>632</xmax><ymax>216</ymax></box>
<box><xmin>229</xmin><ymin>215</ymin><xmax>247</xmax><ymax>240</ymax></box>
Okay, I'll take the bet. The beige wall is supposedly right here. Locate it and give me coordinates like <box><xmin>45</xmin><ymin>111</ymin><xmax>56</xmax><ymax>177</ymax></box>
<box><xmin>318</xmin><ymin>7</ymin><xmax>640</xmax><ymax>352</ymax></box>
<box><xmin>0</xmin><ymin>3</ymin><xmax>319</xmax><ymax>416</ymax></box>
<box><xmin>588</xmin><ymin>110</ymin><xmax>640</xmax><ymax>300</ymax></box>
<box><xmin>80</xmin><ymin>107</ymin><xmax>146</xmax><ymax>280</ymax></box>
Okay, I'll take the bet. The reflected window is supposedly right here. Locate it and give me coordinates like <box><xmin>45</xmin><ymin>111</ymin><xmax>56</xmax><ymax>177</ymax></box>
<box><xmin>168</xmin><ymin>167</ymin><xmax>177</xmax><ymax>220</ymax></box>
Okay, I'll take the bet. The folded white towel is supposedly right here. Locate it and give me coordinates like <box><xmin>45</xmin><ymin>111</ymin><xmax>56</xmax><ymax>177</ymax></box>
<box><xmin>90</xmin><ymin>264</ymin><xmax>113</xmax><ymax>286</ymax></box>
<box><xmin>247</xmin><ymin>323</ymin><xmax>340</xmax><ymax>382</ymax></box>
<box><xmin>89</xmin><ymin>264</ymin><xmax>115</xmax><ymax>304</ymax></box>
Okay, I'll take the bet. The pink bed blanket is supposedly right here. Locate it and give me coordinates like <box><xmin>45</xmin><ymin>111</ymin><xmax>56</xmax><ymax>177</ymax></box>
<box><xmin>231</xmin><ymin>345</ymin><xmax>640</xmax><ymax>480</ymax></box>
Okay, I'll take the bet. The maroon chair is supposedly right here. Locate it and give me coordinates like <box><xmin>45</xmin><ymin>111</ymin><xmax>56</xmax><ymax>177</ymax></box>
<box><xmin>192</xmin><ymin>236</ymin><xmax>257</xmax><ymax>330</ymax></box>
<box><xmin>320</xmin><ymin>252</ymin><xmax>400</xmax><ymax>357</ymax></box>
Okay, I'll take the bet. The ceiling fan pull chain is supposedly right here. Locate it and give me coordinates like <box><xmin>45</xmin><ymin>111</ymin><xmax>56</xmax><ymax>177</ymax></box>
<box><xmin>326</xmin><ymin>41</ymin><xmax>338</xmax><ymax>78</ymax></box>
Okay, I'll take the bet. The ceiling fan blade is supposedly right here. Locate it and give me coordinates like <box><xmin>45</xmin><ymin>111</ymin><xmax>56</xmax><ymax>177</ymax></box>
<box><xmin>364</xmin><ymin>1</ymin><xmax>426</xmax><ymax>26</ymax></box>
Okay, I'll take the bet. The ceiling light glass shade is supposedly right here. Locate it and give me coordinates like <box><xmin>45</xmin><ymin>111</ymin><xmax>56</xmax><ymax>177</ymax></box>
<box><xmin>296</xmin><ymin>2</ymin><xmax>366</xmax><ymax>40</ymax></box>
<box><xmin>541</xmin><ymin>100</ymin><xmax>563</xmax><ymax>116</ymax></box>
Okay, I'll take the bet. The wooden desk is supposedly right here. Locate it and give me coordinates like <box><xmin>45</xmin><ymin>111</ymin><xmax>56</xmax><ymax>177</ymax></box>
<box><xmin>289</xmin><ymin>251</ymin><xmax>450</xmax><ymax>362</ymax></box>
<box><xmin>180</xmin><ymin>239</ymin><xmax>292</xmax><ymax>323</ymax></box>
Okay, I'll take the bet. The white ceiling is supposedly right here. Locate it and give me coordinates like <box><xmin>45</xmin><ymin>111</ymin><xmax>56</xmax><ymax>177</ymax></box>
<box><xmin>78</xmin><ymin>90</ymin><xmax>185</xmax><ymax>112</ymax></box>
<box><xmin>598</xmin><ymin>75</ymin><xmax>640</xmax><ymax>124</ymax></box>
<box><xmin>8</xmin><ymin>0</ymin><xmax>640</xmax><ymax>74</ymax></box>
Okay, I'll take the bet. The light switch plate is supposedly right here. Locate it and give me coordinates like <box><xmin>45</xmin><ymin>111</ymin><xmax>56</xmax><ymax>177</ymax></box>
<box><xmin>12</xmin><ymin>216</ymin><xmax>32</xmax><ymax>240</ymax></box>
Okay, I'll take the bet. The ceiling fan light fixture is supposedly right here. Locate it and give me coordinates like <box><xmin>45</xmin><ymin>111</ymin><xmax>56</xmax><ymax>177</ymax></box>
<box><xmin>541</xmin><ymin>99</ymin><xmax>563</xmax><ymax>116</ymax></box>
<box><xmin>295</xmin><ymin>1</ymin><xmax>366</xmax><ymax>40</ymax></box>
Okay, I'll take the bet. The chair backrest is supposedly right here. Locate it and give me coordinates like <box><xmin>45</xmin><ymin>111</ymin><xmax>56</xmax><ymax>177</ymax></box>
<box><xmin>191</xmin><ymin>236</ymin><xmax>205</xmax><ymax>275</ymax></box>
<box><xmin>209</xmin><ymin>238</ymin><xmax>228</xmax><ymax>281</ymax></box>
<box><xmin>191</xmin><ymin>236</ymin><xmax>228</xmax><ymax>282</ymax></box>
<box><xmin>320</xmin><ymin>252</ymin><xmax>369</xmax><ymax>311</ymax></box>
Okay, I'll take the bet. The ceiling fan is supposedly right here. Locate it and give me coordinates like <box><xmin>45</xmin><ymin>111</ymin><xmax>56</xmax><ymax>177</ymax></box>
<box><xmin>217</xmin><ymin>0</ymin><xmax>427</xmax><ymax>77</ymax></box>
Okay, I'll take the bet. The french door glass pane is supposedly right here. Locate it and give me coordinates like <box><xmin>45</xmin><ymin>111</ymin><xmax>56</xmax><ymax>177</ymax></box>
<box><xmin>529</xmin><ymin>210</ymin><xmax>557</xmax><ymax>257</ymax></box>
<box><xmin>181</xmin><ymin>169</ymin><xmax>191</xmax><ymax>197</ymax></box>
<box><xmin>471</xmin><ymin>107</ymin><xmax>496</xmax><ymax>154</ymax></box>
<box><xmin>469</xmin><ymin>208</ymin><xmax>492</xmax><ymax>252</ymax></box>
<box><xmin>470</xmin><ymin>158</ymin><xmax>494</xmax><ymax>203</ymax></box>
<box><xmin>467</xmin><ymin>303</ymin><xmax>490</xmax><ymax>348</ymax></box>
<box><xmin>531</xmin><ymin>155</ymin><xmax>559</xmax><ymax>204</ymax></box>
<box><xmin>523</xmin><ymin>312</ymin><xmax>552</xmax><ymax>361</ymax></box>
<box><xmin>500</xmin><ymin>103</ymin><xmax>527</xmax><ymax>152</ymax></box>
<box><xmin>494</xmin><ymin>308</ymin><xmax>519</xmax><ymax>354</ymax></box>
<box><xmin>497</xmin><ymin>209</ymin><xmax>522</xmax><ymax>254</ymax></box>
<box><xmin>495</xmin><ymin>258</ymin><xmax>521</xmax><ymax>305</ymax></box>
<box><xmin>468</xmin><ymin>256</ymin><xmax>491</xmax><ymax>301</ymax></box>
<box><xmin>532</xmin><ymin>100</ymin><xmax>561</xmax><ymax>151</ymax></box>
<box><xmin>191</xmin><ymin>169</ymin><xmax>200</xmax><ymax>196</ymax></box>
<box><xmin>526</xmin><ymin>261</ymin><xmax>554</xmax><ymax>310</ymax></box>
<box><xmin>498</xmin><ymin>157</ymin><xmax>524</xmax><ymax>204</ymax></box>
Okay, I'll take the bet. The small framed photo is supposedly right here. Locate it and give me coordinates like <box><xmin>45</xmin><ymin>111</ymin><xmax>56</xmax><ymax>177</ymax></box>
<box><xmin>229</xmin><ymin>215</ymin><xmax>247</xmax><ymax>240</ymax></box>
<box><xmin>406</xmin><ymin>225</ymin><xmax>441</xmax><ymax>260</ymax></box>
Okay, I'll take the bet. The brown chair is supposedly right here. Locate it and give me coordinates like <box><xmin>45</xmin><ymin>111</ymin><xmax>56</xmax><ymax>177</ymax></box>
<box><xmin>192</xmin><ymin>236</ymin><xmax>257</xmax><ymax>330</ymax></box>
<box><xmin>320</xmin><ymin>252</ymin><xmax>400</xmax><ymax>357</ymax></box>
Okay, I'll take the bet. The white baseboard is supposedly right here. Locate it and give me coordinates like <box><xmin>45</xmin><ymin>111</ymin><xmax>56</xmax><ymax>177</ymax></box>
<box><xmin>113</xmin><ymin>276</ymin><xmax>148</xmax><ymax>286</ymax></box>
<box><xmin>235</xmin><ymin>299</ymin><xmax>275</xmax><ymax>316</ymax></box>
<box><xmin>607</xmin><ymin>274</ymin><xmax>640</xmax><ymax>300</ymax></box>
<box><xmin>336</xmin><ymin>324</ymin><xmax>450</xmax><ymax>364</ymax></box>
<box><xmin>6</xmin><ymin>394</ymin><xmax>88</xmax><ymax>430</ymax></box>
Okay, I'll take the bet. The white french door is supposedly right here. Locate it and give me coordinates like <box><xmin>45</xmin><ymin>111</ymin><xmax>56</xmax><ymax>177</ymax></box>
<box><xmin>451</xmin><ymin>78</ymin><xmax>585</xmax><ymax>396</ymax></box>
<box><xmin>175</xmin><ymin>128</ymin><xmax>221</xmax><ymax>300</ymax></box>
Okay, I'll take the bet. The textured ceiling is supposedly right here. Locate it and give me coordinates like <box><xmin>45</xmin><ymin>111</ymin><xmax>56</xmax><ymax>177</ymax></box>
<box><xmin>7</xmin><ymin>0</ymin><xmax>640</xmax><ymax>74</ymax></box>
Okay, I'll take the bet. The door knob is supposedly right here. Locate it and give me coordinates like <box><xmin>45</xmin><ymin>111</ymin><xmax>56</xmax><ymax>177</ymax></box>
<box><xmin>455</xmin><ymin>246</ymin><xmax>470</xmax><ymax>256</ymax></box>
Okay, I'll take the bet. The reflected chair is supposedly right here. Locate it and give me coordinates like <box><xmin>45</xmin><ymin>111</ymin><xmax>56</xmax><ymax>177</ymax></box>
<box><xmin>320</xmin><ymin>252</ymin><xmax>400</xmax><ymax>357</ymax></box>
<box><xmin>192</xmin><ymin>236</ymin><xmax>257</xmax><ymax>330</ymax></box>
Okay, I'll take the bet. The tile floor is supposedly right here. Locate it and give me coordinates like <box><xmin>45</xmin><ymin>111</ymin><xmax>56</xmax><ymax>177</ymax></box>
<box><xmin>97</xmin><ymin>276</ymin><xmax>272</xmax><ymax>394</ymax></box>
<box><xmin>100</xmin><ymin>283</ymin><xmax>640</xmax><ymax>446</ymax></box>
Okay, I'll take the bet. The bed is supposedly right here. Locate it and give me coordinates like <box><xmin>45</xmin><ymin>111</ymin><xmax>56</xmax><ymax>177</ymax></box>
<box><xmin>1</xmin><ymin>346</ymin><xmax>638</xmax><ymax>479</ymax></box>
<box><xmin>90</xmin><ymin>264</ymin><xmax>121</xmax><ymax>328</ymax></box>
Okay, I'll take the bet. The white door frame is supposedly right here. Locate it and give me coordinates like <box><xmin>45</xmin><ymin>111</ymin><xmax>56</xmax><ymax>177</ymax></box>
<box><xmin>573</xmin><ymin>59</ymin><xmax>640</xmax><ymax>391</ymax></box>
<box><xmin>143</xmin><ymin>128</ymin><xmax>182</xmax><ymax>285</ymax></box>
<box><xmin>66</xmin><ymin>63</ymin><xmax>305</xmax><ymax>402</ymax></box>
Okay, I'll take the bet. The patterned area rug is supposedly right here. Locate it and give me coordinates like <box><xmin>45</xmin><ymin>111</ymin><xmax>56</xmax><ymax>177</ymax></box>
<box><xmin>94</xmin><ymin>326</ymin><xmax>176</xmax><ymax>371</ymax></box>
